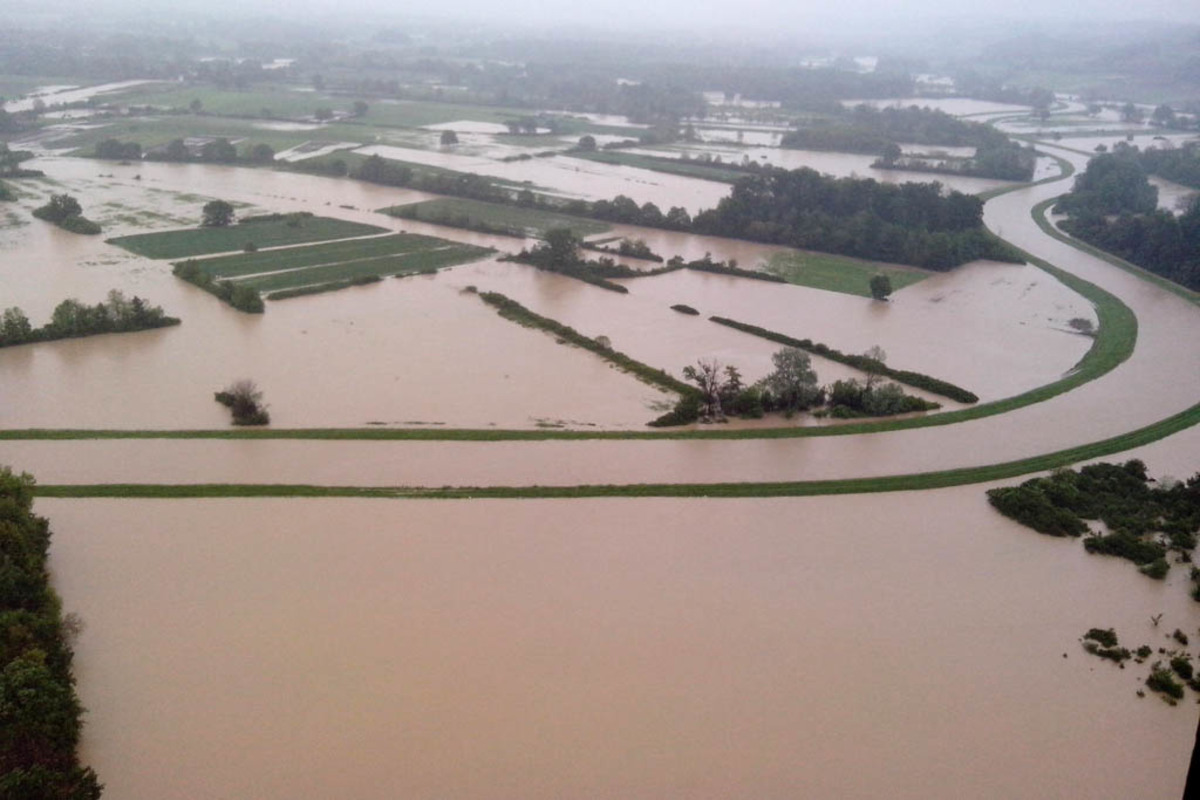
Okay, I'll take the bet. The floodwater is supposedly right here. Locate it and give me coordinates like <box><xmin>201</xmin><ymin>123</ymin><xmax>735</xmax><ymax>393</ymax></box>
<box><xmin>1</xmin><ymin>80</ymin><xmax>164</xmax><ymax>113</ymax></box>
<box><xmin>42</xmin><ymin>483</ymin><xmax>1198</xmax><ymax>800</ymax></box>
<box><xmin>352</xmin><ymin>144</ymin><xmax>731</xmax><ymax>213</ymax></box>
<box><xmin>841</xmin><ymin>97</ymin><xmax>1031</xmax><ymax>116</ymax></box>
<box><xmin>626</xmin><ymin>144</ymin><xmax>1017</xmax><ymax>195</ymax></box>
<box><xmin>1149</xmin><ymin>176</ymin><xmax>1196</xmax><ymax>214</ymax></box>
<box><xmin>0</xmin><ymin>158</ymin><xmax>664</xmax><ymax>429</ymax></box>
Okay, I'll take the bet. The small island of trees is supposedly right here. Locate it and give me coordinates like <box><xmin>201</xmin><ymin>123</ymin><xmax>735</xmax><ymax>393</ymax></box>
<box><xmin>32</xmin><ymin>193</ymin><xmax>101</xmax><ymax>235</ymax></box>
<box><xmin>0</xmin><ymin>290</ymin><xmax>180</xmax><ymax>348</ymax></box>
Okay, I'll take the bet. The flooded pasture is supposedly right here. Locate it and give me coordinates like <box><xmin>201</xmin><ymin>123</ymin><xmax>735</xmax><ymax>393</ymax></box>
<box><xmin>43</xmin><ymin>483</ymin><xmax>1198</xmax><ymax>800</ymax></box>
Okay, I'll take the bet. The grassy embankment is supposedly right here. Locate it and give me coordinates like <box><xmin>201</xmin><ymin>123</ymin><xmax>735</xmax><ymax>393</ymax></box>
<box><xmin>381</xmin><ymin>197</ymin><xmax>610</xmax><ymax>239</ymax></box>
<box><xmin>1032</xmin><ymin>197</ymin><xmax>1200</xmax><ymax>307</ymax></box>
<box><xmin>29</xmin><ymin>399</ymin><xmax>1200</xmax><ymax>500</ymax></box>
<box><xmin>108</xmin><ymin>216</ymin><xmax>387</xmax><ymax>259</ymax></box>
<box><xmin>763</xmin><ymin>251</ymin><xmax>929</xmax><ymax>297</ymax></box>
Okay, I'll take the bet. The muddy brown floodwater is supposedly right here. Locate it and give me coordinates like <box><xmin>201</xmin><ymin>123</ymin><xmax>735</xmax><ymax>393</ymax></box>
<box><xmin>43</xmin><ymin>480</ymin><xmax>1198</xmax><ymax>800</ymax></box>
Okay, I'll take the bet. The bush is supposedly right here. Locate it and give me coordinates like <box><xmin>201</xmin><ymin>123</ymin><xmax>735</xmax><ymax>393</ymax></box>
<box><xmin>1084</xmin><ymin>628</ymin><xmax>1119</xmax><ymax>648</ymax></box>
<box><xmin>1171</xmin><ymin>656</ymin><xmax>1193</xmax><ymax>680</ymax></box>
<box><xmin>215</xmin><ymin>379</ymin><xmax>270</xmax><ymax>425</ymax></box>
<box><xmin>1147</xmin><ymin>663</ymin><xmax>1185</xmax><ymax>699</ymax></box>
<box><xmin>1139</xmin><ymin>558</ymin><xmax>1170</xmax><ymax>579</ymax></box>
<box><xmin>671</xmin><ymin>304</ymin><xmax>699</xmax><ymax>315</ymax></box>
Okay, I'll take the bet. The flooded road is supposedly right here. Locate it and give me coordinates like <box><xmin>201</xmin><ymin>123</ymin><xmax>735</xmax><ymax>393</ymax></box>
<box><xmin>43</xmin><ymin>481</ymin><xmax>1198</xmax><ymax>800</ymax></box>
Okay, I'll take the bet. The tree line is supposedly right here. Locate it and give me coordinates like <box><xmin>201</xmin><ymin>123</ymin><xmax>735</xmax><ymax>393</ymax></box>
<box><xmin>1</xmin><ymin>290</ymin><xmax>180</xmax><ymax>348</ymax></box>
<box><xmin>1055</xmin><ymin>149</ymin><xmax>1200</xmax><ymax>292</ymax></box>
<box><xmin>0</xmin><ymin>467</ymin><xmax>104</xmax><ymax>798</ymax></box>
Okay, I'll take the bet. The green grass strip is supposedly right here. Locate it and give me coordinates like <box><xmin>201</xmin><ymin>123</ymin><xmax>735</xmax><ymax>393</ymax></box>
<box><xmin>29</xmin><ymin>401</ymin><xmax>1200</xmax><ymax>500</ymax></box>
<box><xmin>108</xmin><ymin>216</ymin><xmax>388</xmax><ymax>259</ymax></box>
<box><xmin>238</xmin><ymin>245</ymin><xmax>493</xmax><ymax>292</ymax></box>
<box><xmin>1032</xmin><ymin>198</ymin><xmax>1200</xmax><ymax>307</ymax></box>
<box><xmin>183</xmin><ymin>233</ymin><xmax>447</xmax><ymax>278</ymax></box>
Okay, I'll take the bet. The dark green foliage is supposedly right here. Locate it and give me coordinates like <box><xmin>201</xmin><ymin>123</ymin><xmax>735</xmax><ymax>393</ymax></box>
<box><xmin>93</xmin><ymin>139</ymin><xmax>141</xmax><ymax>160</ymax></box>
<box><xmin>648</xmin><ymin>394</ymin><xmax>702</xmax><ymax>427</ymax></box>
<box><xmin>32</xmin><ymin>194</ymin><xmax>100</xmax><ymax>235</ymax></box>
<box><xmin>439</xmin><ymin>130</ymin><xmax>459</xmax><ymax>146</ymax></box>
<box><xmin>1059</xmin><ymin>198</ymin><xmax>1200</xmax><ymax>292</ymax></box>
<box><xmin>869</xmin><ymin>273</ymin><xmax>893</xmax><ymax>301</ymax></box>
<box><xmin>1171</xmin><ymin>656</ymin><xmax>1193</xmax><ymax>680</ymax></box>
<box><xmin>0</xmin><ymin>468</ymin><xmax>103</xmax><ymax>796</ymax></box>
<box><xmin>1056</xmin><ymin>152</ymin><xmax>1159</xmax><ymax>218</ymax></box>
<box><xmin>173</xmin><ymin>261</ymin><xmax>264</xmax><ymax>313</ymax></box>
<box><xmin>989</xmin><ymin>462</ymin><xmax>1200</xmax><ymax>576</ymax></box>
<box><xmin>689</xmin><ymin>167</ymin><xmax>1021</xmax><ymax>270</ymax></box>
<box><xmin>1147</xmin><ymin>663</ymin><xmax>1185</xmax><ymax>699</ymax></box>
<box><xmin>201</xmin><ymin>200</ymin><xmax>235</xmax><ymax>228</ymax></box>
<box><xmin>1174</xmin><ymin>629</ymin><xmax>1190</xmax><ymax>646</ymax></box>
<box><xmin>680</xmin><ymin>254</ymin><xmax>786</xmax><ymax>282</ymax></box>
<box><xmin>708</xmin><ymin>317</ymin><xmax>978</xmax><ymax>403</ymax></box>
<box><xmin>1139</xmin><ymin>558</ymin><xmax>1170</xmax><ymax>579</ymax></box>
<box><xmin>1084</xmin><ymin>628</ymin><xmax>1119</xmax><ymax>648</ymax></box>
<box><xmin>0</xmin><ymin>291</ymin><xmax>179</xmax><ymax>348</ymax></box>
<box><xmin>986</xmin><ymin>485</ymin><xmax>1090</xmax><ymax>537</ymax></box>
<box><xmin>110</xmin><ymin>216</ymin><xmax>386</xmax><ymax>259</ymax></box>
<box><xmin>580</xmin><ymin>238</ymin><xmax>664</xmax><ymax>262</ymax></box>
<box><xmin>671</xmin><ymin>304</ymin><xmax>699</xmax><ymax>315</ymax></box>
<box><xmin>825</xmin><ymin>379</ymin><xmax>938</xmax><ymax>417</ymax></box>
<box><xmin>1137</xmin><ymin>645</ymin><xmax>1153</xmax><ymax>659</ymax></box>
<box><xmin>214</xmin><ymin>380</ymin><xmax>270</xmax><ymax>426</ymax></box>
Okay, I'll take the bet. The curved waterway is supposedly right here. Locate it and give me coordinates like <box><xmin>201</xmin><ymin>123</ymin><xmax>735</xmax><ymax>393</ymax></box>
<box><xmin>8</xmin><ymin>146</ymin><xmax>1199</xmax><ymax>487</ymax></box>
<box><xmin>11</xmin><ymin>126</ymin><xmax>1200</xmax><ymax>798</ymax></box>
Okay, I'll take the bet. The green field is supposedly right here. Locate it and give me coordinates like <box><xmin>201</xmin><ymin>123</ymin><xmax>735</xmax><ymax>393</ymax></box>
<box><xmin>763</xmin><ymin>251</ymin><xmax>929</xmax><ymax>297</ymax></box>
<box><xmin>571</xmin><ymin>151</ymin><xmax>747</xmax><ymax>183</ymax></box>
<box><xmin>108</xmin><ymin>216</ymin><xmax>389</xmax><ymax>259</ymax></box>
<box><xmin>182</xmin><ymin>233</ymin><xmax>448</xmax><ymax>277</ymax></box>
<box><xmin>381</xmin><ymin>197</ymin><xmax>610</xmax><ymax>238</ymax></box>
<box><xmin>239</xmin><ymin>244</ymin><xmax>494</xmax><ymax>293</ymax></box>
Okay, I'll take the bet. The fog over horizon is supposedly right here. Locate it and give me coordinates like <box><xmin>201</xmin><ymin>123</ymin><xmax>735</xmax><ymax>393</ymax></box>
<box><xmin>10</xmin><ymin>0</ymin><xmax>1200</xmax><ymax>37</ymax></box>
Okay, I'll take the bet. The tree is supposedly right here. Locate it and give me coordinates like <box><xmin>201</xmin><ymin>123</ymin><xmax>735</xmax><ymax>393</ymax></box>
<box><xmin>879</xmin><ymin>142</ymin><xmax>902</xmax><ymax>165</ymax></box>
<box><xmin>869</xmin><ymin>273</ymin><xmax>893</xmax><ymax>301</ymax></box>
<box><xmin>214</xmin><ymin>379</ymin><xmax>270</xmax><ymax>425</ymax></box>
<box><xmin>352</xmin><ymin>100</ymin><xmax>369</xmax><ymax>117</ymax></box>
<box><xmin>541</xmin><ymin>227</ymin><xmax>580</xmax><ymax>267</ymax></box>
<box><xmin>440</xmin><ymin>130</ymin><xmax>459</xmax><ymax>146</ymax></box>
<box><xmin>682</xmin><ymin>358</ymin><xmax>729</xmax><ymax>421</ymax></box>
<box><xmin>1</xmin><ymin>307</ymin><xmax>32</xmax><ymax>345</ymax></box>
<box><xmin>1152</xmin><ymin>104</ymin><xmax>1177</xmax><ymax>128</ymax></box>
<box><xmin>762</xmin><ymin>348</ymin><xmax>821</xmax><ymax>413</ymax></box>
<box><xmin>862</xmin><ymin>345</ymin><xmax>887</xmax><ymax>390</ymax></box>
<box><xmin>189</xmin><ymin>98</ymin><xmax>202</xmax><ymax>114</ymax></box>
<box><xmin>201</xmin><ymin>200</ymin><xmax>235</xmax><ymax>228</ymax></box>
<box><xmin>249</xmin><ymin>143</ymin><xmax>275</xmax><ymax>164</ymax></box>
<box><xmin>314</xmin><ymin>107</ymin><xmax>334</xmax><ymax>121</ymax></box>
<box><xmin>164</xmin><ymin>138</ymin><xmax>190</xmax><ymax>161</ymax></box>
<box><xmin>34</xmin><ymin>194</ymin><xmax>81</xmax><ymax>223</ymax></box>
<box><xmin>200</xmin><ymin>138</ymin><xmax>237</xmax><ymax>163</ymax></box>
<box><xmin>578</xmin><ymin>135</ymin><xmax>597</xmax><ymax>151</ymax></box>
<box><xmin>1120</xmin><ymin>102</ymin><xmax>1144</xmax><ymax>124</ymax></box>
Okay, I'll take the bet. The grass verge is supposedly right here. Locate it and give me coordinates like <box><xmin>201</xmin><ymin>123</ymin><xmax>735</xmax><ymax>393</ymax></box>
<box><xmin>28</xmin><ymin>401</ymin><xmax>1200</xmax><ymax>500</ymax></box>
<box><xmin>1032</xmin><ymin>198</ymin><xmax>1200</xmax><ymax>307</ymax></box>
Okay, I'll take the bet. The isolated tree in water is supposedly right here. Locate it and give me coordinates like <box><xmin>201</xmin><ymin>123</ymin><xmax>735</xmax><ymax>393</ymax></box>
<box><xmin>440</xmin><ymin>130</ymin><xmax>459</xmax><ymax>146</ymax></box>
<box><xmin>201</xmin><ymin>200</ymin><xmax>235</xmax><ymax>228</ymax></box>
<box><xmin>869</xmin><ymin>273</ymin><xmax>893</xmax><ymax>301</ymax></box>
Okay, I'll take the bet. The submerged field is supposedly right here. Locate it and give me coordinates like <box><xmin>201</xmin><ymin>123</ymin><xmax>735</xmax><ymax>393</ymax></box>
<box><xmin>382</xmin><ymin>197</ymin><xmax>611</xmax><ymax>238</ymax></box>
<box><xmin>108</xmin><ymin>215</ymin><xmax>388</xmax><ymax>258</ymax></box>
<box><xmin>764</xmin><ymin>251</ymin><xmax>930</xmax><ymax>297</ymax></box>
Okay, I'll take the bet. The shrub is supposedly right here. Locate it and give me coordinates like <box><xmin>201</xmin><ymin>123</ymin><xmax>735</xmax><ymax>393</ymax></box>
<box><xmin>1084</xmin><ymin>628</ymin><xmax>1119</xmax><ymax>648</ymax></box>
<box><xmin>215</xmin><ymin>379</ymin><xmax>270</xmax><ymax>425</ymax></box>
<box><xmin>1139</xmin><ymin>558</ymin><xmax>1170</xmax><ymax>579</ymax></box>
<box><xmin>1171</xmin><ymin>656</ymin><xmax>1193</xmax><ymax>680</ymax></box>
<box><xmin>671</xmin><ymin>304</ymin><xmax>699</xmax><ymax>315</ymax></box>
<box><xmin>1147</xmin><ymin>663</ymin><xmax>1185</xmax><ymax>699</ymax></box>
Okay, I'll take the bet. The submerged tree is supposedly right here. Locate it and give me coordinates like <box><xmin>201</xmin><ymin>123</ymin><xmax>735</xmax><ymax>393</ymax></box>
<box><xmin>762</xmin><ymin>348</ymin><xmax>822</xmax><ymax>413</ymax></box>
<box><xmin>214</xmin><ymin>379</ymin><xmax>270</xmax><ymax>425</ymax></box>
<box><xmin>440</xmin><ymin>130</ymin><xmax>459</xmax><ymax>146</ymax></box>
<box><xmin>201</xmin><ymin>200</ymin><xmax>235</xmax><ymax>228</ymax></box>
<box><xmin>869</xmin><ymin>273</ymin><xmax>893</xmax><ymax>301</ymax></box>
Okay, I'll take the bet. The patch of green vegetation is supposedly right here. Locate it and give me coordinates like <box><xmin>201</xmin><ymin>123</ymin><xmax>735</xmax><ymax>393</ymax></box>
<box><xmin>182</xmin><ymin>233</ymin><xmax>449</xmax><ymax>278</ymax></box>
<box><xmin>570</xmin><ymin>150</ymin><xmax>746</xmax><ymax>183</ymax></box>
<box><xmin>381</xmin><ymin>197</ymin><xmax>610</xmax><ymax>238</ymax></box>
<box><xmin>266</xmin><ymin>275</ymin><xmax>383</xmax><ymax>301</ymax></box>
<box><xmin>764</xmin><ymin>251</ymin><xmax>928</xmax><ymax>297</ymax></box>
<box><xmin>107</xmin><ymin>216</ymin><xmax>388</xmax><ymax>259</ymax></box>
<box><xmin>1032</xmin><ymin>197</ymin><xmax>1200</xmax><ymax>307</ymax></box>
<box><xmin>237</xmin><ymin>244</ymin><xmax>493</xmax><ymax>292</ymax></box>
